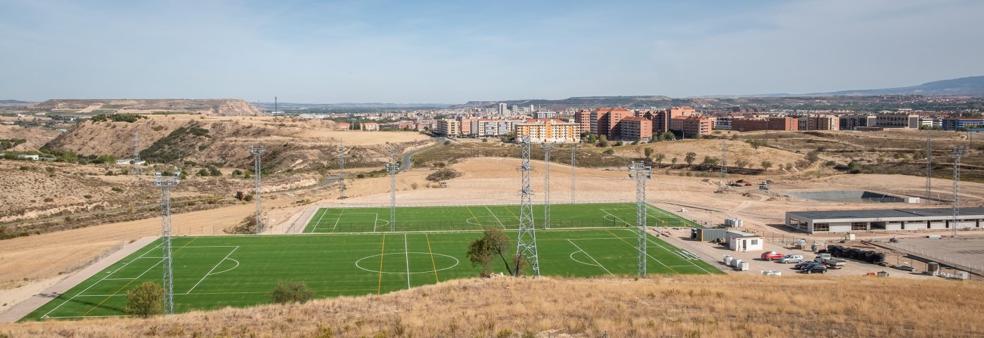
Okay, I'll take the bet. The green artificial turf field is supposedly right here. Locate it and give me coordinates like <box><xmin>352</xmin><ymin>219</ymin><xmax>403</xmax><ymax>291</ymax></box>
<box><xmin>25</xmin><ymin>228</ymin><xmax>719</xmax><ymax>320</ymax></box>
<box><xmin>304</xmin><ymin>202</ymin><xmax>700</xmax><ymax>233</ymax></box>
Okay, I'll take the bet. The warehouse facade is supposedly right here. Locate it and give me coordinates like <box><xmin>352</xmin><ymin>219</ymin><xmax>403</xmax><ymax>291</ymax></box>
<box><xmin>785</xmin><ymin>208</ymin><xmax>984</xmax><ymax>233</ymax></box>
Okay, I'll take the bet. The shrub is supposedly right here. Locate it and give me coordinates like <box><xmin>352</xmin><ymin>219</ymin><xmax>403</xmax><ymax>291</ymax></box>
<box><xmin>271</xmin><ymin>281</ymin><xmax>314</xmax><ymax>304</ymax></box>
<box><xmin>426</xmin><ymin>168</ymin><xmax>461</xmax><ymax>182</ymax></box>
<box><xmin>603</xmin><ymin>149</ymin><xmax>615</xmax><ymax>155</ymax></box>
<box><xmin>125</xmin><ymin>282</ymin><xmax>163</xmax><ymax>318</ymax></box>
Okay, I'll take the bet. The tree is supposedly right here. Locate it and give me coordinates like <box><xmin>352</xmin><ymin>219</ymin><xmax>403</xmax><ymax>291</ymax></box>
<box><xmin>597</xmin><ymin>135</ymin><xmax>609</xmax><ymax>147</ymax></box>
<box><xmin>125</xmin><ymin>282</ymin><xmax>163</xmax><ymax>318</ymax></box>
<box><xmin>466</xmin><ymin>228</ymin><xmax>514</xmax><ymax>277</ymax></box>
<box><xmin>653</xmin><ymin>153</ymin><xmax>666</xmax><ymax>167</ymax></box>
<box><xmin>805</xmin><ymin>150</ymin><xmax>820</xmax><ymax>163</ymax></box>
<box><xmin>272</xmin><ymin>281</ymin><xmax>314</xmax><ymax>304</ymax></box>
<box><xmin>684</xmin><ymin>152</ymin><xmax>697</xmax><ymax>167</ymax></box>
<box><xmin>671</xmin><ymin>157</ymin><xmax>678</xmax><ymax>166</ymax></box>
<box><xmin>735</xmin><ymin>159</ymin><xmax>749</xmax><ymax>169</ymax></box>
<box><xmin>207</xmin><ymin>165</ymin><xmax>222</xmax><ymax>176</ymax></box>
<box><xmin>660</xmin><ymin>131</ymin><xmax>676</xmax><ymax>141</ymax></box>
<box><xmin>643</xmin><ymin>147</ymin><xmax>654</xmax><ymax>159</ymax></box>
<box><xmin>761</xmin><ymin>160</ymin><xmax>773</xmax><ymax>170</ymax></box>
<box><xmin>702</xmin><ymin>156</ymin><xmax>719</xmax><ymax>167</ymax></box>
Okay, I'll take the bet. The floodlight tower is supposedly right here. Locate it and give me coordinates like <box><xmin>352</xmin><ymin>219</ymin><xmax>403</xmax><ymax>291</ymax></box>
<box><xmin>337</xmin><ymin>144</ymin><xmax>347</xmax><ymax>199</ymax></box>
<box><xmin>249</xmin><ymin>145</ymin><xmax>265</xmax><ymax>233</ymax></box>
<box><xmin>153</xmin><ymin>172</ymin><xmax>180</xmax><ymax>314</ymax></box>
<box><xmin>385</xmin><ymin>162</ymin><xmax>399</xmax><ymax>232</ymax></box>
<box><xmin>514</xmin><ymin>136</ymin><xmax>540</xmax><ymax>277</ymax></box>
<box><xmin>570</xmin><ymin>142</ymin><xmax>577</xmax><ymax>205</ymax></box>
<box><xmin>952</xmin><ymin>146</ymin><xmax>965</xmax><ymax>238</ymax></box>
<box><xmin>132</xmin><ymin>131</ymin><xmax>141</xmax><ymax>176</ymax></box>
<box><xmin>629</xmin><ymin>161</ymin><xmax>653</xmax><ymax>277</ymax></box>
<box><xmin>542</xmin><ymin>142</ymin><xmax>552</xmax><ymax>229</ymax></box>
<box><xmin>926</xmin><ymin>138</ymin><xmax>933</xmax><ymax>200</ymax></box>
<box><xmin>720</xmin><ymin>139</ymin><xmax>728</xmax><ymax>185</ymax></box>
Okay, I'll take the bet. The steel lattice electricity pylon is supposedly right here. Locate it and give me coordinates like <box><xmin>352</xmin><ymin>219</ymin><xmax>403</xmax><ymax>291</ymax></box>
<box><xmin>249</xmin><ymin>145</ymin><xmax>265</xmax><ymax>233</ymax></box>
<box><xmin>629</xmin><ymin>161</ymin><xmax>653</xmax><ymax>277</ymax></box>
<box><xmin>514</xmin><ymin>136</ymin><xmax>540</xmax><ymax>277</ymax></box>
<box><xmin>132</xmin><ymin>131</ymin><xmax>142</xmax><ymax>176</ymax></box>
<box><xmin>542</xmin><ymin>142</ymin><xmax>552</xmax><ymax>229</ymax></box>
<box><xmin>153</xmin><ymin>172</ymin><xmax>180</xmax><ymax>314</ymax></box>
<box><xmin>952</xmin><ymin>146</ymin><xmax>965</xmax><ymax>238</ymax></box>
<box><xmin>385</xmin><ymin>162</ymin><xmax>399</xmax><ymax>232</ymax></box>
<box><xmin>337</xmin><ymin>144</ymin><xmax>347</xmax><ymax>199</ymax></box>
<box><xmin>926</xmin><ymin>138</ymin><xmax>933</xmax><ymax>200</ymax></box>
<box><xmin>570</xmin><ymin>143</ymin><xmax>577</xmax><ymax>205</ymax></box>
<box><xmin>720</xmin><ymin>139</ymin><xmax>728</xmax><ymax>185</ymax></box>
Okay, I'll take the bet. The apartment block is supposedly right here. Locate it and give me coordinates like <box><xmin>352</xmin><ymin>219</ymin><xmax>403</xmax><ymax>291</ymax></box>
<box><xmin>618</xmin><ymin>117</ymin><xmax>653</xmax><ymax>141</ymax></box>
<box><xmin>514</xmin><ymin>119</ymin><xmax>581</xmax><ymax>144</ymax></box>
<box><xmin>670</xmin><ymin>116</ymin><xmax>715</xmax><ymax>137</ymax></box>
<box><xmin>731</xmin><ymin>117</ymin><xmax>798</xmax><ymax>132</ymax></box>
<box><xmin>435</xmin><ymin>119</ymin><xmax>460</xmax><ymax>137</ymax></box>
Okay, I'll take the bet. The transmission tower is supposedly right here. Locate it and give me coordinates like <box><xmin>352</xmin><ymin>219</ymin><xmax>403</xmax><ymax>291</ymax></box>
<box><xmin>926</xmin><ymin>138</ymin><xmax>933</xmax><ymax>200</ymax></box>
<box><xmin>132</xmin><ymin>131</ymin><xmax>142</xmax><ymax>176</ymax></box>
<box><xmin>952</xmin><ymin>146</ymin><xmax>965</xmax><ymax>238</ymax></box>
<box><xmin>543</xmin><ymin>142</ymin><xmax>552</xmax><ymax>229</ymax></box>
<box><xmin>720</xmin><ymin>139</ymin><xmax>728</xmax><ymax>186</ymax></box>
<box><xmin>337</xmin><ymin>144</ymin><xmax>347</xmax><ymax>199</ymax></box>
<box><xmin>629</xmin><ymin>161</ymin><xmax>653</xmax><ymax>277</ymax></box>
<box><xmin>153</xmin><ymin>172</ymin><xmax>180</xmax><ymax>314</ymax></box>
<box><xmin>570</xmin><ymin>143</ymin><xmax>577</xmax><ymax>205</ymax></box>
<box><xmin>385</xmin><ymin>162</ymin><xmax>399</xmax><ymax>232</ymax></box>
<box><xmin>514</xmin><ymin>136</ymin><xmax>540</xmax><ymax>277</ymax></box>
<box><xmin>249</xmin><ymin>145</ymin><xmax>265</xmax><ymax>233</ymax></box>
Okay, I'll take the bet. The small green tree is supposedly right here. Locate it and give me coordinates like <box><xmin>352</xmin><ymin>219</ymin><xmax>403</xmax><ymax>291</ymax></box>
<box><xmin>207</xmin><ymin>165</ymin><xmax>222</xmax><ymax>176</ymax></box>
<box><xmin>653</xmin><ymin>153</ymin><xmax>666</xmax><ymax>167</ymax></box>
<box><xmin>597</xmin><ymin>135</ymin><xmax>609</xmax><ymax>147</ymax></box>
<box><xmin>125</xmin><ymin>282</ymin><xmax>163</xmax><ymax>318</ymax></box>
<box><xmin>643</xmin><ymin>147</ymin><xmax>654</xmax><ymax>159</ymax></box>
<box><xmin>671</xmin><ymin>157</ymin><xmax>678</xmax><ymax>166</ymax></box>
<box><xmin>272</xmin><ymin>281</ymin><xmax>314</xmax><ymax>304</ymax></box>
<box><xmin>466</xmin><ymin>228</ymin><xmax>514</xmax><ymax>277</ymax></box>
<box><xmin>684</xmin><ymin>152</ymin><xmax>697</xmax><ymax>167</ymax></box>
<box><xmin>761</xmin><ymin>160</ymin><xmax>773</xmax><ymax>171</ymax></box>
<box><xmin>735</xmin><ymin>159</ymin><xmax>749</xmax><ymax>169</ymax></box>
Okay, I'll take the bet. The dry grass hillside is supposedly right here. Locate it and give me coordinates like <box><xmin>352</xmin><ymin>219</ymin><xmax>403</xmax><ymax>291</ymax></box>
<box><xmin>0</xmin><ymin>125</ymin><xmax>60</xmax><ymax>152</ymax></box>
<box><xmin>4</xmin><ymin>276</ymin><xmax>982</xmax><ymax>337</ymax></box>
<box><xmin>45</xmin><ymin>114</ymin><xmax>430</xmax><ymax>171</ymax></box>
<box><xmin>33</xmin><ymin>99</ymin><xmax>262</xmax><ymax>116</ymax></box>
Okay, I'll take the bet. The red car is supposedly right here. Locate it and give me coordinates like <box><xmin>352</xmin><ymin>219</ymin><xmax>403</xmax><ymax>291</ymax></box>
<box><xmin>761</xmin><ymin>251</ymin><xmax>784</xmax><ymax>261</ymax></box>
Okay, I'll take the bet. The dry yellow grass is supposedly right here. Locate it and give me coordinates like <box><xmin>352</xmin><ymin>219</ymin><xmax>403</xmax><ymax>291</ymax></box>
<box><xmin>3</xmin><ymin>275</ymin><xmax>981</xmax><ymax>337</ymax></box>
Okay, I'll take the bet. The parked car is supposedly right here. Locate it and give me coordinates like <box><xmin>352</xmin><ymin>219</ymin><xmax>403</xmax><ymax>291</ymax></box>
<box><xmin>815</xmin><ymin>253</ymin><xmax>847</xmax><ymax>269</ymax></box>
<box><xmin>894</xmin><ymin>264</ymin><xmax>916</xmax><ymax>272</ymax></box>
<box><xmin>761</xmin><ymin>251</ymin><xmax>784</xmax><ymax>261</ymax></box>
<box><xmin>803</xmin><ymin>264</ymin><xmax>828</xmax><ymax>274</ymax></box>
<box><xmin>779</xmin><ymin>255</ymin><xmax>804</xmax><ymax>264</ymax></box>
<box><xmin>794</xmin><ymin>261</ymin><xmax>814</xmax><ymax>270</ymax></box>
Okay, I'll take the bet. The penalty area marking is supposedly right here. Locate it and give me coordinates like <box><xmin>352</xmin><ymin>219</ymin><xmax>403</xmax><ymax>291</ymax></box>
<box><xmin>566</xmin><ymin>239</ymin><xmax>613</xmax><ymax>276</ymax></box>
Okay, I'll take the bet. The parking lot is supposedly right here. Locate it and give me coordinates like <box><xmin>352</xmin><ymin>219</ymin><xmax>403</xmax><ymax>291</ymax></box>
<box><xmin>661</xmin><ymin>229</ymin><xmax>937</xmax><ymax>279</ymax></box>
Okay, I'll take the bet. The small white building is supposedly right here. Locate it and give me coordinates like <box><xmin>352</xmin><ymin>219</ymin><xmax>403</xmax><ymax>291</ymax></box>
<box><xmin>16</xmin><ymin>154</ymin><xmax>40</xmax><ymax>161</ymax></box>
<box><xmin>727</xmin><ymin>231</ymin><xmax>763</xmax><ymax>252</ymax></box>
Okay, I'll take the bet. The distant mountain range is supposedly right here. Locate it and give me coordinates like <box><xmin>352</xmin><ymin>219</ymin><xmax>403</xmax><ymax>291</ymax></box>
<box><xmin>808</xmin><ymin>75</ymin><xmax>984</xmax><ymax>97</ymax></box>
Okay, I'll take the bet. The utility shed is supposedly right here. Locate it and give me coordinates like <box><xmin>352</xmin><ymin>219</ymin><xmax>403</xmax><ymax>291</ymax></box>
<box><xmin>785</xmin><ymin>208</ymin><xmax>984</xmax><ymax>234</ymax></box>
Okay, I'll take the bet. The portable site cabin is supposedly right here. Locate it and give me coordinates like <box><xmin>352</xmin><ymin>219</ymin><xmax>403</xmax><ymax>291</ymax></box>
<box><xmin>727</xmin><ymin>231</ymin><xmax>763</xmax><ymax>252</ymax></box>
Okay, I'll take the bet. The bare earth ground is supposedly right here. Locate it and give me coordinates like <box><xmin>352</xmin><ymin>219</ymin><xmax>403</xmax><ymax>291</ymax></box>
<box><xmin>2</xmin><ymin>155</ymin><xmax>983</xmax><ymax>325</ymax></box>
<box><xmin>3</xmin><ymin>275</ymin><xmax>982</xmax><ymax>337</ymax></box>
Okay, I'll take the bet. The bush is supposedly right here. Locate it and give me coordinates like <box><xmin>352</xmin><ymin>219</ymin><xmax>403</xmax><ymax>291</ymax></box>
<box><xmin>271</xmin><ymin>281</ymin><xmax>314</xmax><ymax>304</ymax></box>
<box><xmin>125</xmin><ymin>282</ymin><xmax>163</xmax><ymax>318</ymax></box>
<box><xmin>602</xmin><ymin>148</ymin><xmax>615</xmax><ymax>155</ymax></box>
<box><xmin>426</xmin><ymin>168</ymin><xmax>461</xmax><ymax>182</ymax></box>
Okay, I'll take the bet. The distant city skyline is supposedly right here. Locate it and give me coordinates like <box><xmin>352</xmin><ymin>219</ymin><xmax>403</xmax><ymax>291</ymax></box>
<box><xmin>1</xmin><ymin>0</ymin><xmax>982</xmax><ymax>103</ymax></box>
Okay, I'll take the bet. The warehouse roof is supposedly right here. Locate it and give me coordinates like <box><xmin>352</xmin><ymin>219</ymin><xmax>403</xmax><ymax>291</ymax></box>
<box><xmin>787</xmin><ymin>207</ymin><xmax>984</xmax><ymax>220</ymax></box>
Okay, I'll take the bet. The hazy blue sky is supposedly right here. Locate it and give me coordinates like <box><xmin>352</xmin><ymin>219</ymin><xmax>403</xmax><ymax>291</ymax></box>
<box><xmin>1</xmin><ymin>0</ymin><xmax>982</xmax><ymax>103</ymax></box>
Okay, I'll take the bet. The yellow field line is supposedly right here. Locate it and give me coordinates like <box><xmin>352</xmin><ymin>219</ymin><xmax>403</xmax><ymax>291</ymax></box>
<box><xmin>83</xmin><ymin>237</ymin><xmax>198</xmax><ymax>316</ymax></box>
<box><xmin>376</xmin><ymin>234</ymin><xmax>386</xmax><ymax>294</ymax></box>
<box><xmin>425</xmin><ymin>233</ymin><xmax>440</xmax><ymax>283</ymax></box>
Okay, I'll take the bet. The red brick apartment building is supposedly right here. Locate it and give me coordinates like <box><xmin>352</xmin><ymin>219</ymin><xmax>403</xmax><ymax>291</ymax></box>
<box><xmin>669</xmin><ymin>116</ymin><xmax>715</xmax><ymax>137</ymax></box>
<box><xmin>618</xmin><ymin>117</ymin><xmax>653</xmax><ymax>141</ymax></box>
<box><xmin>731</xmin><ymin>117</ymin><xmax>799</xmax><ymax>132</ymax></box>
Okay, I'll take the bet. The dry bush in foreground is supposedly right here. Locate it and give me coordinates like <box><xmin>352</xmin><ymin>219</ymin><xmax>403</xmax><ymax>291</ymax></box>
<box><xmin>3</xmin><ymin>275</ymin><xmax>983</xmax><ymax>337</ymax></box>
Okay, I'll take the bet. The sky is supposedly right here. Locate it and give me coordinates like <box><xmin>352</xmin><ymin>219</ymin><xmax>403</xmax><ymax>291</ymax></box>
<box><xmin>1</xmin><ymin>0</ymin><xmax>983</xmax><ymax>103</ymax></box>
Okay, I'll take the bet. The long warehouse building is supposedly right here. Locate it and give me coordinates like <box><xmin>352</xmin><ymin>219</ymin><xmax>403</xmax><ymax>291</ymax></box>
<box><xmin>786</xmin><ymin>208</ymin><xmax>984</xmax><ymax>233</ymax></box>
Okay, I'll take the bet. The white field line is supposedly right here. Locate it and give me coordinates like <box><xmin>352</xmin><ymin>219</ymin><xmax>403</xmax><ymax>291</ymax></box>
<box><xmin>403</xmin><ymin>233</ymin><xmax>411</xmax><ymax>288</ymax></box>
<box><xmin>40</xmin><ymin>243</ymin><xmax>162</xmax><ymax>318</ymax></box>
<box><xmin>600</xmin><ymin>209</ymin><xmax>633</xmax><ymax>226</ymax></box>
<box><xmin>331</xmin><ymin>208</ymin><xmax>344</xmax><ymax>232</ymax></box>
<box><xmin>603</xmin><ymin>230</ymin><xmax>677</xmax><ymax>273</ymax></box>
<box><xmin>566</xmin><ymin>239</ymin><xmax>614</xmax><ymax>276</ymax></box>
<box><xmin>484</xmin><ymin>206</ymin><xmax>507</xmax><ymax>228</ymax></box>
<box><xmin>373</xmin><ymin>213</ymin><xmax>379</xmax><ymax>232</ymax></box>
<box><xmin>311</xmin><ymin>208</ymin><xmax>327</xmax><ymax>232</ymax></box>
<box><xmin>645</xmin><ymin>237</ymin><xmax>711</xmax><ymax>274</ymax></box>
<box><xmin>185</xmin><ymin>246</ymin><xmax>240</xmax><ymax>294</ymax></box>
